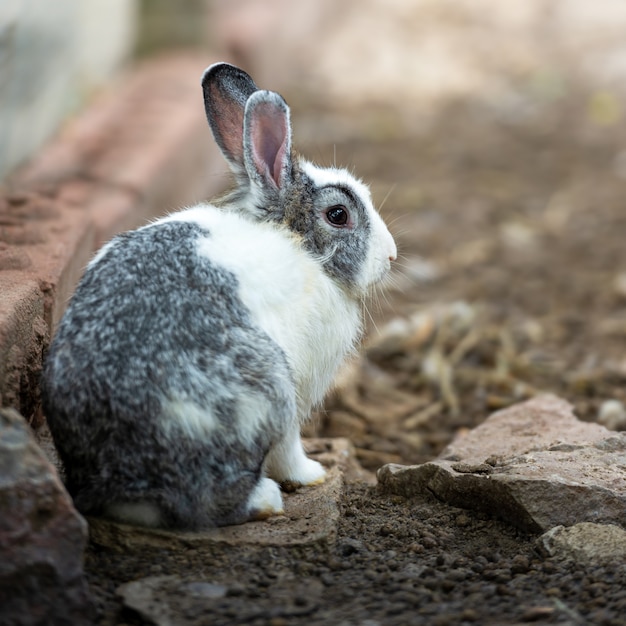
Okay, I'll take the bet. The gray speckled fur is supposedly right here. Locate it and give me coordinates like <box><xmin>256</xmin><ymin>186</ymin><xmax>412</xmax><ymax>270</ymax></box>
<box><xmin>285</xmin><ymin>171</ymin><xmax>372</xmax><ymax>288</ymax></box>
<box><xmin>42</xmin><ymin>222</ymin><xmax>293</xmax><ymax>529</ymax></box>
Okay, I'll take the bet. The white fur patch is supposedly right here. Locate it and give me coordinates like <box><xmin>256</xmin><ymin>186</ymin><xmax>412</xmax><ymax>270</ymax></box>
<box><xmin>161</xmin><ymin>391</ymin><xmax>271</xmax><ymax>449</ymax></box>
<box><xmin>161</xmin><ymin>398</ymin><xmax>218</xmax><ymax>440</ymax></box>
<box><xmin>301</xmin><ymin>160</ymin><xmax>372</xmax><ymax>202</ymax></box>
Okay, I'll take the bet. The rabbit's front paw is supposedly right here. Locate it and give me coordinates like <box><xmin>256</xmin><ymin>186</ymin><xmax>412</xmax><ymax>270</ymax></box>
<box><xmin>286</xmin><ymin>457</ymin><xmax>326</xmax><ymax>486</ymax></box>
<box><xmin>247</xmin><ymin>477</ymin><xmax>284</xmax><ymax>520</ymax></box>
<box><xmin>265</xmin><ymin>431</ymin><xmax>327</xmax><ymax>486</ymax></box>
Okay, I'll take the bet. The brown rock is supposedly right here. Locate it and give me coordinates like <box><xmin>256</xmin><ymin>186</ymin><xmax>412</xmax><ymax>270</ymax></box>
<box><xmin>378</xmin><ymin>395</ymin><xmax>626</xmax><ymax>532</ymax></box>
<box><xmin>0</xmin><ymin>408</ymin><xmax>93</xmax><ymax>625</ymax></box>
<box><xmin>0</xmin><ymin>278</ymin><xmax>48</xmax><ymax>424</ymax></box>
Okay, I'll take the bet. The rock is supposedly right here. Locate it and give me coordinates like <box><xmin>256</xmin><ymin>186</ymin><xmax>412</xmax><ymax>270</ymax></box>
<box><xmin>89</xmin><ymin>438</ymin><xmax>359</xmax><ymax>554</ymax></box>
<box><xmin>117</xmin><ymin>576</ymin><xmax>226</xmax><ymax>626</ymax></box>
<box><xmin>0</xmin><ymin>408</ymin><xmax>93</xmax><ymax>625</ymax></box>
<box><xmin>117</xmin><ymin>576</ymin><xmax>207</xmax><ymax>626</ymax></box>
<box><xmin>597</xmin><ymin>399</ymin><xmax>626</xmax><ymax>431</ymax></box>
<box><xmin>118</xmin><ymin>574</ymin><xmax>323</xmax><ymax>626</ymax></box>
<box><xmin>377</xmin><ymin>395</ymin><xmax>626</xmax><ymax>532</ymax></box>
<box><xmin>538</xmin><ymin>523</ymin><xmax>626</xmax><ymax>564</ymax></box>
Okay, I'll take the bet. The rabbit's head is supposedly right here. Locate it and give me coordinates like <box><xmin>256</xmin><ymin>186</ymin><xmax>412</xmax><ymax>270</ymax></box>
<box><xmin>202</xmin><ymin>63</ymin><xmax>397</xmax><ymax>297</ymax></box>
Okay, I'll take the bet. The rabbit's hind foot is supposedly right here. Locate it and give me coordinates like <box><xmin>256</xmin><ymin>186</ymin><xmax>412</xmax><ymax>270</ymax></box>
<box><xmin>246</xmin><ymin>476</ymin><xmax>284</xmax><ymax>520</ymax></box>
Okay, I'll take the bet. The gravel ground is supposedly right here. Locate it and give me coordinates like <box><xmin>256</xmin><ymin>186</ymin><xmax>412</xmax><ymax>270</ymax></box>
<box><xmin>87</xmin><ymin>483</ymin><xmax>626</xmax><ymax>625</ymax></box>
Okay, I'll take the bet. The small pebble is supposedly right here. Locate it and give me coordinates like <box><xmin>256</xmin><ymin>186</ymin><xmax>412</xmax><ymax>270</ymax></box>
<box><xmin>461</xmin><ymin>608</ymin><xmax>479</xmax><ymax>622</ymax></box>
<box><xmin>597</xmin><ymin>399</ymin><xmax>626</xmax><ymax>431</ymax></box>
<box><xmin>455</xmin><ymin>514</ymin><xmax>471</xmax><ymax>527</ymax></box>
<box><xmin>521</xmin><ymin>606</ymin><xmax>555</xmax><ymax>622</ymax></box>
<box><xmin>511</xmin><ymin>555</ymin><xmax>530</xmax><ymax>574</ymax></box>
<box><xmin>378</xmin><ymin>524</ymin><xmax>393</xmax><ymax>537</ymax></box>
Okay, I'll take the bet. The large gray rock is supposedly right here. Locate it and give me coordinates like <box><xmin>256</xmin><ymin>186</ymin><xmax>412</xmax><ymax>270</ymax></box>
<box><xmin>0</xmin><ymin>408</ymin><xmax>92</xmax><ymax>626</ymax></box>
<box><xmin>378</xmin><ymin>395</ymin><xmax>626</xmax><ymax>532</ymax></box>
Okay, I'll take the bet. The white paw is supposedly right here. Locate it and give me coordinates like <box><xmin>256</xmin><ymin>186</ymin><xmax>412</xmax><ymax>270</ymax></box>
<box><xmin>284</xmin><ymin>457</ymin><xmax>326</xmax><ymax>486</ymax></box>
<box><xmin>246</xmin><ymin>477</ymin><xmax>284</xmax><ymax>519</ymax></box>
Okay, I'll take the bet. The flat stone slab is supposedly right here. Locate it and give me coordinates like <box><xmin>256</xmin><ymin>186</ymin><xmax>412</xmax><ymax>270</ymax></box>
<box><xmin>378</xmin><ymin>395</ymin><xmax>626</xmax><ymax>532</ymax></box>
<box><xmin>88</xmin><ymin>438</ymin><xmax>357</xmax><ymax>554</ymax></box>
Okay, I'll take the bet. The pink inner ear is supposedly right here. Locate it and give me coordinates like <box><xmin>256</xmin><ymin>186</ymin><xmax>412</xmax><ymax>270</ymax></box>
<box><xmin>251</xmin><ymin>103</ymin><xmax>288</xmax><ymax>188</ymax></box>
<box><xmin>211</xmin><ymin>85</ymin><xmax>246</xmax><ymax>164</ymax></box>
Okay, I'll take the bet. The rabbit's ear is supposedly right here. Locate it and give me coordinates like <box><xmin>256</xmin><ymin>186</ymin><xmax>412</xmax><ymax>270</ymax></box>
<box><xmin>243</xmin><ymin>91</ymin><xmax>292</xmax><ymax>190</ymax></box>
<box><xmin>202</xmin><ymin>63</ymin><xmax>258</xmax><ymax>169</ymax></box>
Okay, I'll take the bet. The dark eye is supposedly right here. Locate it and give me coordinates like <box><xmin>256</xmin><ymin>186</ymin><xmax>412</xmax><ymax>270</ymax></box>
<box><xmin>325</xmin><ymin>205</ymin><xmax>349</xmax><ymax>226</ymax></box>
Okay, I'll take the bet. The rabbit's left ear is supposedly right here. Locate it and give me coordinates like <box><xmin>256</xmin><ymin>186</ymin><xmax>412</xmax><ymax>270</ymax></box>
<box><xmin>202</xmin><ymin>63</ymin><xmax>258</xmax><ymax>172</ymax></box>
<box><xmin>243</xmin><ymin>91</ymin><xmax>292</xmax><ymax>191</ymax></box>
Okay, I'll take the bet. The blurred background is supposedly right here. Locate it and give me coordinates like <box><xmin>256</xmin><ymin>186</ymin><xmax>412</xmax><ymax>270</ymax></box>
<box><xmin>2</xmin><ymin>0</ymin><xmax>626</xmax><ymax>462</ymax></box>
<box><xmin>3</xmin><ymin>0</ymin><xmax>626</xmax><ymax>179</ymax></box>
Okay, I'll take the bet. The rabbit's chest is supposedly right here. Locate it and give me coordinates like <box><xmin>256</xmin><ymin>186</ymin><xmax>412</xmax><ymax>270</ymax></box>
<box><xmin>233</xmin><ymin>247</ymin><xmax>361</xmax><ymax>404</ymax></box>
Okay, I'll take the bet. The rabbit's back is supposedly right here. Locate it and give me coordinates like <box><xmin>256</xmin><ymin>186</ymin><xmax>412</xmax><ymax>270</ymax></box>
<box><xmin>42</xmin><ymin>215</ymin><xmax>295</xmax><ymax>528</ymax></box>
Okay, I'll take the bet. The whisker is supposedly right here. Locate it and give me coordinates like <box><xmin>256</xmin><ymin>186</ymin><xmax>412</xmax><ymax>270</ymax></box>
<box><xmin>382</xmin><ymin>274</ymin><xmax>406</xmax><ymax>296</ymax></box>
<box><xmin>362</xmin><ymin>300</ymin><xmax>380</xmax><ymax>336</ymax></box>
<box><xmin>389</xmin><ymin>227</ymin><xmax>411</xmax><ymax>239</ymax></box>
<box><xmin>376</xmin><ymin>289</ymin><xmax>390</xmax><ymax>317</ymax></box>
<box><xmin>383</xmin><ymin>215</ymin><xmax>406</xmax><ymax>229</ymax></box>
<box><xmin>314</xmin><ymin>244</ymin><xmax>339</xmax><ymax>265</ymax></box>
<box><xmin>378</xmin><ymin>182</ymin><xmax>397</xmax><ymax>212</ymax></box>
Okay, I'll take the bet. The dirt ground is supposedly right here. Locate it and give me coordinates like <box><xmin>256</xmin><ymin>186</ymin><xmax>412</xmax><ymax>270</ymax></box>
<box><xmin>85</xmin><ymin>78</ymin><xmax>626</xmax><ymax>625</ymax></box>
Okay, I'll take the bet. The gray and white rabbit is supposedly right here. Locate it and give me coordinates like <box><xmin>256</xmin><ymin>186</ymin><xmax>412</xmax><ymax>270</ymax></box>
<box><xmin>41</xmin><ymin>63</ymin><xmax>397</xmax><ymax>530</ymax></box>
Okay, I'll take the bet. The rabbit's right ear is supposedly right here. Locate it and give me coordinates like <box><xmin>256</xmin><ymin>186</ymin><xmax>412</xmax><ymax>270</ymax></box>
<box><xmin>202</xmin><ymin>63</ymin><xmax>259</xmax><ymax>171</ymax></box>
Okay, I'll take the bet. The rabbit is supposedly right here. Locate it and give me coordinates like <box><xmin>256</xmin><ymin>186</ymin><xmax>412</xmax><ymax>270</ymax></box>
<box><xmin>41</xmin><ymin>62</ymin><xmax>397</xmax><ymax>530</ymax></box>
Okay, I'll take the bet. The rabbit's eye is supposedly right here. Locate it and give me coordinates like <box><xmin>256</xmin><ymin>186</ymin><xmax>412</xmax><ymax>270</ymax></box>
<box><xmin>326</xmin><ymin>205</ymin><xmax>349</xmax><ymax>226</ymax></box>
